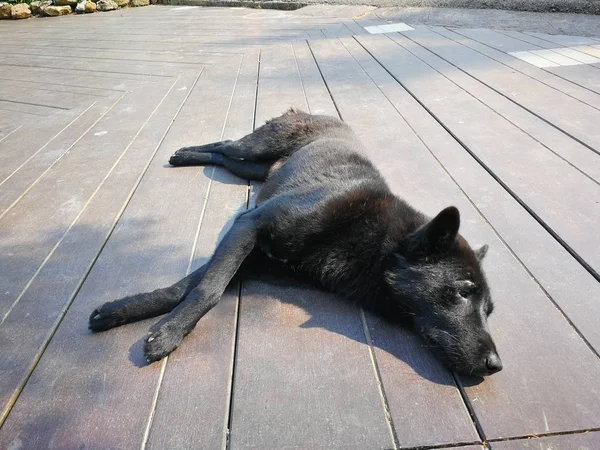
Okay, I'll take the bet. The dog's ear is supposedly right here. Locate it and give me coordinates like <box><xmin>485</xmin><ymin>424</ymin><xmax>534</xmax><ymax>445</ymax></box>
<box><xmin>475</xmin><ymin>244</ymin><xmax>489</xmax><ymax>261</ymax></box>
<box><xmin>406</xmin><ymin>206</ymin><xmax>460</xmax><ymax>256</ymax></box>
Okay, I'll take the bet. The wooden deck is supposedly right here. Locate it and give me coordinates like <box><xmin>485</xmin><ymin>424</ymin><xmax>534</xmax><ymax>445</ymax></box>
<box><xmin>1</xmin><ymin>5</ymin><xmax>599</xmax><ymax>449</ymax></box>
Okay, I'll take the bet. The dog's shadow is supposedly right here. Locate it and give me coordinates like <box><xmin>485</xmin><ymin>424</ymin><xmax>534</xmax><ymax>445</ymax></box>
<box><xmin>236</xmin><ymin>266</ymin><xmax>485</xmax><ymax>388</ymax></box>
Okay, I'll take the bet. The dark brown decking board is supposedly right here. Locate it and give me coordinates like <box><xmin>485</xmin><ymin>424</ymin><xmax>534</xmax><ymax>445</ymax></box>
<box><xmin>444</xmin><ymin>27</ymin><xmax>600</xmax><ymax>111</ymax></box>
<box><xmin>442</xmin><ymin>28</ymin><xmax>600</xmax><ymax>96</ymax></box>
<box><xmin>145</xmin><ymin>52</ymin><xmax>257</xmax><ymax>450</ymax></box>
<box><xmin>0</xmin><ymin>71</ymin><xmax>200</xmax><ymax>427</ymax></box>
<box><xmin>315</xmin><ymin>36</ymin><xmax>600</xmax><ymax>438</ymax></box>
<box><xmin>0</xmin><ymin>87</ymin><xmax>94</xmax><ymax>111</ymax></box>
<box><xmin>410</xmin><ymin>26</ymin><xmax>600</xmax><ymax>152</ymax></box>
<box><xmin>490</xmin><ymin>431</ymin><xmax>600</xmax><ymax>449</ymax></box>
<box><xmin>496</xmin><ymin>29</ymin><xmax>572</xmax><ymax>49</ymax></box>
<box><xmin>2</xmin><ymin>6</ymin><xmax>599</xmax><ymax>449</ymax></box>
<box><xmin>356</xmin><ymin>33</ymin><xmax>600</xmax><ymax>278</ymax></box>
<box><xmin>524</xmin><ymin>32</ymin><xmax>600</xmax><ymax>47</ymax></box>
<box><xmin>0</xmin><ymin>47</ymin><xmax>229</xmax><ymax>66</ymax></box>
<box><xmin>394</xmin><ymin>30</ymin><xmax>600</xmax><ymax>183</ymax></box>
<box><xmin>0</xmin><ymin>96</ymin><xmax>124</xmax><ymax>216</ymax></box>
<box><xmin>0</xmin><ymin>65</ymin><xmax>161</xmax><ymax>91</ymax></box>
<box><xmin>0</xmin><ymin>81</ymin><xmax>175</xmax><ymax>320</ymax></box>
<box><xmin>291</xmin><ymin>41</ymin><xmax>340</xmax><ymax>117</ymax></box>
<box><xmin>545</xmin><ymin>64</ymin><xmax>600</xmax><ymax>95</ymax></box>
<box><xmin>0</xmin><ymin>61</ymin><xmax>241</xmax><ymax>449</ymax></box>
<box><xmin>228</xmin><ymin>43</ymin><xmax>395</xmax><ymax>450</ymax></box>
<box><xmin>343</xmin><ymin>36</ymin><xmax>600</xmax><ymax>356</ymax></box>
<box><xmin>310</xmin><ymin>37</ymin><xmax>481</xmax><ymax>448</ymax></box>
<box><xmin>0</xmin><ymin>54</ymin><xmax>186</xmax><ymax>78</ymax></box>
<box><xmin>0</xmin><ymin>78</ymin><xmax>119</xmax><ymax>99</ymax></box>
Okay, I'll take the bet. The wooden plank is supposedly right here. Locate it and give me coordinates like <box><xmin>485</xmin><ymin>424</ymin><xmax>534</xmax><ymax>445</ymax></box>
<box><xmin>524</xmin><ymin>32</ymin><xmax>600</xmax><ymax>47</ymax></box>
<box><xmin>360</xmin><ymin>31</ymin><xmax>600</xmax><ymax>276</ymax></box>
<box><xmin>145</xmin><ymin>53</ymin><xmax>256</xmax><ymax>450</ymax></box>
<box><xmin>398</xmin><ymin>32</ymin><xmax>600</xmax><ymax>183</ymax></box>
<box><xmin>0</xmin><ymin>84</ymin><xmax>95</xmax><ymax>111</ymax></box>
<box><xmin>0</xmin><ymin>72</ymin><xmax>199</xmax><ymax>426</ymax></box>
<box><xmin>495</xmin><ymin>30</ymin><xmax>562</xmax><ymax>49</ymax></box>
<box><xmin>353</xmin><ymin>33</ymin><xmax>600</xmax><ymax>438</ymax></box>
<box><xmin>0</xmin><ymin>62</ymin><xmax>241</xmax><ymax>449</ymax></box>
<box><xmin>0</xmin><ymin>103</ymin><xmax>99</xmax><ymax>181</ymax></box>
<box><xmin>0</xmin><ymin>54</ymin><xmax>182</xmax><ymax>78</ymax></box>
<box><xmin>446</xmin><ymin>27</ymin><xmax>600</xmax><ymax>111</ymax></box>
<box><xmin>0</xmin><ymin>95</ymin><xmax>124</xmax><ymax>215</ymax></box>
<box><xmin>228</xmin><ymin>43</ymin><xmax>395</xmax><ymax>450</ymax></box>
<box><xmin>546</xmin><ymin>64</ymin><xmax>600</xmax><ymax>95</ymax></box>
<box><xmin>420</xmin><ymin>26</ymin><xmax>600</xmax><ymax>152</ymax></box>
<box><xmin>310</xmin><ymin>37</ymin><xmax>479</xmax><ymax>448</ymax></box>
<box><xmin>0</xmin><ymin>65</ymin><xmax>160</xmax><ymax>91</ymax></box>
<box><xmin>491</xmin><ymin>432</ymin><xmax>600</xmax><ymax>449</ymax></box>
<box><xmin>346</xmin><ymin>35</ymin><xmax>600</xmax><ymax>354</ymax></box>
<box><xmin>291</xmin><ymin>40</ymin><xmax>339</xmax><ymax>117</ymax></box>
<box><xmin>0</xmin><ymin>82</ymin><xmax>173</xmax><ymax>320</ymax></box>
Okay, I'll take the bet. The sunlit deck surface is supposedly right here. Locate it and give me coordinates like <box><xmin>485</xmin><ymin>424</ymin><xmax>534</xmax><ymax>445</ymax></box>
<box><xmin>1</xmin><ymin>5</ymin><xmax>600</xmax><ymax>449</ymax></box>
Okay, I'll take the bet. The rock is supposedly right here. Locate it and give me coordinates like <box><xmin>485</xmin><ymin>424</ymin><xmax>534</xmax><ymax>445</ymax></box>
<box><xmin>84</xmin><ymin>0</ymin><xmax>95</xmax><ymax>11</ymax></box>
<box><xmin>130</xmin><ymin>0</ymin><xmax>148</xmax><ymax>6</ymax></box>
<box><xmin>11</xmin><ymin>3</ymin><xmax>31</xmax><ymax>19</ymax></box>
<box><xmin>96</xmin><ymin>0</ymin><xmax>117</xmax><ymax>10</ymax></box>
<box><xmin>0</xmin><ymin>2</ymin><xmax>11</xmax><ymax>19</ymax></box>
<box><xmin>42</xmin><ymin>4</ymin><xmax>72</xmax><ymax>15</ymax></box>
<box><xmin>114</xmin><ymin>0</ymin><xmax>128</xmax><ymax>6</ymax></box>
<box><xmin>53</xmin><ymin>0</ymin><xmax>77</xmax><ymax>6</ymax></box>
<box><xmin>30</xmin><ymin>1</ymin><xmax>42</xmax><ymax>14</ymax></box>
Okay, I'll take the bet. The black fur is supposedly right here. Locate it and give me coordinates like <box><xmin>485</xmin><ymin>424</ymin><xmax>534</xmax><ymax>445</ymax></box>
<box><xmin>90</xmin><ymin>109</ymin><xmax>502</xmax><ymax>377</ymax></box>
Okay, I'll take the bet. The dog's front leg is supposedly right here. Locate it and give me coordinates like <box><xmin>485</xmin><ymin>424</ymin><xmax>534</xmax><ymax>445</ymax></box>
<box><xmin>143</xmin><ymin>213</ymin><xmax>258</xmax><ymax>362</ymax></box>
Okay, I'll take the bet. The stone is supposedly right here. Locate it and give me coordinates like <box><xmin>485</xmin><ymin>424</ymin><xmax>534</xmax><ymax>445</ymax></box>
<box><xmin>95</xmin><ymin>0</ymin><xmax>117</xmax><ymax>10</ymax></box>
<box><xmin>0</xmin><ymin>2</ymin><xmax>11</xmax><ymax>19</ymax></box>
<box><xmin>42</xmin><ymin>4</ymin><xmax>72</xmax><ymax>15</ymax></box>
<box><xmin>130</xmin><ymin>0</ymin><xmax>148</xmax><ymax>6</ymax></box>
<box><xmin>30</xmin><ymin>1</ymin><xmax>42</xmax><ymax>14</ymax></box>
<box><xmin>84</xmin><ymin>0</ymin><xmax>95</xmax><ymax>11</ymax></box>
<box><xmin>53</xmin><ymin>0</ymin><xmax>77</xmax><ymax>6</ymax></box>
<box><xmin>114</xmin><ymin>0</ymin><xmax>128</xmax><ymax>6</ymax></box>
<box><xmin>11</xmin><ymin>3</ymin><xmax>31</xmax><ymax>18</ymax></box>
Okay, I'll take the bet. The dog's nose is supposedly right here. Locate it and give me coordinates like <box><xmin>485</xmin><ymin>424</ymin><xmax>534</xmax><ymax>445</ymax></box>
<box><xmin>485</xmin><ymin>353</ymin><xmax>503</xmax><ymax>374</ymax></box>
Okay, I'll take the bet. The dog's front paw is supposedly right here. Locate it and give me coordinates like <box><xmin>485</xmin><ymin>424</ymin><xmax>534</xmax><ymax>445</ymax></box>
<box><xmin>144</xmin><ymin>325</ymin><xmax>183</xmax><ymax>363</ymax></box>
<box><xmin>89</xmin><ymin>303</ymin><xmax>123</xmax><ymax>332</ymax></box>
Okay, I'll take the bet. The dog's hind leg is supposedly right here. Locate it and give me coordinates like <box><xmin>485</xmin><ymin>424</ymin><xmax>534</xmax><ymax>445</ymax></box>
<box><xmin>170</xmin><ymin>109</ymin><xmax>340</xmax><ymax>164</ymax></box>
<box><xmin>89</xmin><ymin>265</ymin><xmax>208</xmax><ymax>332</ymax></box>
<box><xmin>169</xmin><ymin>150</ymin><xmax>273</xmax><ymax>181</ymax></box>
<box><xmin>143</xmin><ymin>209</ymin><xmax>259</xmax><ymax>362</ymax></box>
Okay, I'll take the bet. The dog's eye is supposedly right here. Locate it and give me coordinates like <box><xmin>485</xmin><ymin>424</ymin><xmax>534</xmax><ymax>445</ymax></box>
<box><xmin>454</xmin><ymin>280</ymin><xmax>475</xmax><ymax>297</ymax></box>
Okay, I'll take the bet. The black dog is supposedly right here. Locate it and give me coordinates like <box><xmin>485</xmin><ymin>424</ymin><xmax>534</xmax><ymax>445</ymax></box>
<box><xmin>89</xmin><ymin>109</ymin><xmax>502</xmax><ymax>377</ymax></box>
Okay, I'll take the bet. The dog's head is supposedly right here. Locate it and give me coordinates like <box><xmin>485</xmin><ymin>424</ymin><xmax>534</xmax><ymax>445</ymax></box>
<box><xmin>386</xmin><ymin>206</ymin><xmax>502</xmax><ymax>377</ymax></box>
